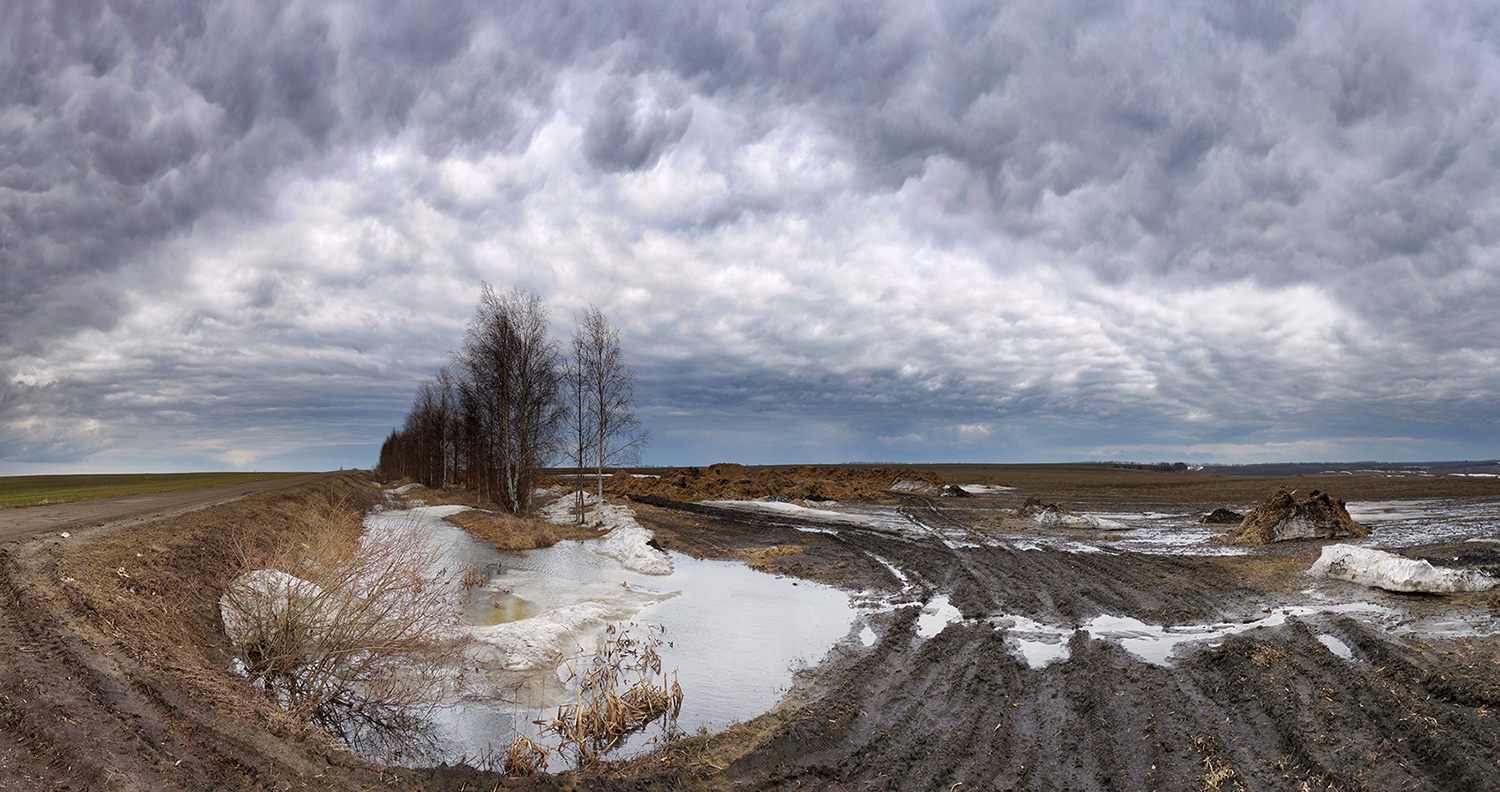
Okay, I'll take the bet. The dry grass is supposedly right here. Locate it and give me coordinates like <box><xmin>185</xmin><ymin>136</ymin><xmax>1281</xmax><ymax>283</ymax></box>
<box><xmin>542</xmin><ymin>624</ymin><xmax>684</xmax><ymax>769</ymax></box>
<box><xmin>1191</xmin><ymin>734</ymin><xmax>1244</xmax><ymax>792</ymax></box>
<box><xmin>1205</xmin><ymin>548</ymin><xmax>1323</xmax><ymax>596</ymax></box>
<box><xmin>56</xmin><ymin>473</ymin><xmax>385</xmax><ymax>746</ymax></box>
<box><xmin>1249</xmin><ymin>643</ymin><xmax>1291</xmax><ymax>669</ymax></box>
<box><xmin>736</xmin><ymin>544</ymin><xmax>807</xmax><ymax>571</ymax></box>
<box><xmin>220</xmin><ymin>501</ymin><xmax>465</xmax><ymax>750</ymax></box>
<box><xmin>503</xmin><ymin>734</ymin><xmax>549</xmax><ymax>777</ymax></box>
<box><xmin>442</xmin><ymin>508</ymin><xmax>602</xmax><ymax>551</ymax></box>
<box><xmin>1226</xmin><ymin>486</ymin><xmax>1368</xmax><ymax>545</ymax></box>
<box><xmin>605</xmin><ymin>463</ymin><xmax>950</xmax><ymax>502</ymax></box>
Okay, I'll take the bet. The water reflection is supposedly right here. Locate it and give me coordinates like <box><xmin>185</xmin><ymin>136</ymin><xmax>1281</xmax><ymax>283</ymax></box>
<box><xmin>376</xmin><ymin>504</ymin><xmax>859</xmax><ymax>766</ymax></box>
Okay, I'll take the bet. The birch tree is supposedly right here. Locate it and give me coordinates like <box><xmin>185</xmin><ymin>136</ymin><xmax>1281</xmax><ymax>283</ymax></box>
<box><xmin>452</xmin><ymin>285</ymin><xmax>565</xmax><ymax>515</ymax></box>
<box><xmin>573</xmin><ymin>305</ymin><xmax>648</xmax><ymax>502</ymax></box>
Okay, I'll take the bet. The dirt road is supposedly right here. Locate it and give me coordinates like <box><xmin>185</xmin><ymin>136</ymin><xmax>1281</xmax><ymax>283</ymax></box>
<box><xmin>624</xmin><ymin>488</ymin><xmax>1500</xmax><ymax>792</ymax></box>
<box><xmin>0</xmin><ymin>472</ymin><xmax>337</xmax><ymax>543</ymax></box>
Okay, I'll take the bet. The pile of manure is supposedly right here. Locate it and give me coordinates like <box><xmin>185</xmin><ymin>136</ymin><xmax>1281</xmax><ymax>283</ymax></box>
<box><xmin>1226</xmin><ymin>487</ymin><xmax>1368</xmax><ymax>545</ymax></box>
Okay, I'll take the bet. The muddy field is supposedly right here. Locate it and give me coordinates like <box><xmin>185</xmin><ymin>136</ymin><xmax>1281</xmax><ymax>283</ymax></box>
<box><xmin>3</xmin><ymin>467</ymin><xmax>1500</xmax><ymax>790</ymax></box>
<box><xmin>610</xmin><ymin>465</ymin><xmax>1500</xmax><ymax>791</ymax></box>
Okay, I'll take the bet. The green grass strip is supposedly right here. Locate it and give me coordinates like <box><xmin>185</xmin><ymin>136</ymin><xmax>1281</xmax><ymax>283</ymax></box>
<box><xmin>0</xmin><ymin>472</ymin><xmax>305</xmax><ymax>508</ymax></box>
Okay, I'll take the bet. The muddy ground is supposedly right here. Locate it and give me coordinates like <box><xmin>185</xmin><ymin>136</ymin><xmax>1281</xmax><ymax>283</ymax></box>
<box><xmin>3</xmin><ymin>468</ymin><xmax>1500</xmax><ymax>790</ymax></box>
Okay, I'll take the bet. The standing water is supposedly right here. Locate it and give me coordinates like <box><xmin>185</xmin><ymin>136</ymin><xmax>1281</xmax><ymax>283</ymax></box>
<box><xmin>366</xmin><ymin>501</ymin><xmax>857</xmax><ymax>765</ymax></box>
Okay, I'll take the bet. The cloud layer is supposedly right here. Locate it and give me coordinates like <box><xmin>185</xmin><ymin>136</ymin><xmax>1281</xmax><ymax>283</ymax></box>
<box><xmin>4</xmin><ymin>0</ymin><xmax>1499</xmax><ymax>471</ymax></box>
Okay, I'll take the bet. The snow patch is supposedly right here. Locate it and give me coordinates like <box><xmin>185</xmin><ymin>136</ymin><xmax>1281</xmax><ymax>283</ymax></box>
<box><xmin>388</xmin><ymin>483</ymin><xmax>422</xmax><ymax>495</ymax></box>
<box><xmin>219</xmin><ymin>569</ymin><xmax>328</xmax><ymax>645</ymax></box>
<box><xmin>1034</xmin><ymin>510</ymin><xmax>1128</xmax><ymax>531</ymax></box>
<box><xmin>1309</xmin><ymin>544</ymin><xmax>1499</xmax><ymax>593</ymax></box>
<box><xmin>466</xmin><ymin>600</ymin><xmax>643</xmax><ymax>672</ymax></box>
<box><xmin>916</xmin><ymin>595</ymin><xmax>963</xmax><ymax>638</ymax></box>
<box><xmin>705</xmin><ymin>499</ymin><xmax>876</xmax><ymax>526</ymax></box>
<box><xmin>541</xmin><ymin>491</ymin><xmax>672</xmax><ymax>575</ymax></box>
<box><xmin>959</xmin><ymin>484</ymin><xmax>1015</xmax><ymax>494</ymax></box>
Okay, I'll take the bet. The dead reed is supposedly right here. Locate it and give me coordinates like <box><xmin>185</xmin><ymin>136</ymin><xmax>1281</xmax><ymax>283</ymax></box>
<box><xmin>503</xmin><ymin>734</ymin><xmax>550</xmax><ymax>777</ymax></box>
<box><xmin>541</xmin><ymin>623</ymin><xmax>684</xmax><ymax>768</ymax></box>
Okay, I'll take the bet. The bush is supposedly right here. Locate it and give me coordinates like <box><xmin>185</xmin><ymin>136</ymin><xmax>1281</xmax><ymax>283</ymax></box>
<box><xmin>220</xmin><ymin>504</ymin><xmax>463</xmax><ymax>754</ymax></box>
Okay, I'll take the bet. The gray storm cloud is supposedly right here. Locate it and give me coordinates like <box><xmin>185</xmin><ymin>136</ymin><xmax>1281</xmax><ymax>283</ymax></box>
<box><xmin>2</xmin><ymin>0</ymin><xmax>1498</xmax><ymax>470</ymax></box>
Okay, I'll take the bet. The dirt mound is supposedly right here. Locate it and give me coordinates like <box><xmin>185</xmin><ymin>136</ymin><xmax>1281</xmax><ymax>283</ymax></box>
<box><xmin>1012</xmin><ymin>497</ymin><xmax>1077</xmax><ymax>519</ymax></box>
<box><xmin>1226</xmin><ymin>487</ymin><xmax>1368</xmax><ymax>545</ymax></box>
<box><xmin>1200</xmin><ymin>507</ymin><xmax>1244</xmax><ymax>524</ymax></box>
<box><xmin>606</xmin><ymin>464</ymin><xmax>951</xmax><ymax>503</ymax></box>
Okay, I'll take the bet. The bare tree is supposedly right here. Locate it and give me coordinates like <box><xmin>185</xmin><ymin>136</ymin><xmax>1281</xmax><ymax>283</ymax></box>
<box><xmin>453</xmin><ymin>285</ymin><xmax>565</xmax><ymax>515</ymax></box>
<box><xmin>378</xmin><ymin>286</ymin><xmax>573</xmax><ymax>518</ymax></box>
<box><xmin>564</xmin><ymin>337</ymin><xmax>590</xmax><ymax>524</ymax></box>
<box><xmin>573</xmin><ymin>305</ymin><xmax>649</xmax><ymax>502</ymax></box>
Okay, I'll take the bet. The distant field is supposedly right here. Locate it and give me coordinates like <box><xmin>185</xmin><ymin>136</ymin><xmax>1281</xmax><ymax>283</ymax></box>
<box><xmin>0</xmin><ymin>472</ymin><xmax>304</xmax><ymax>508</ymax></box>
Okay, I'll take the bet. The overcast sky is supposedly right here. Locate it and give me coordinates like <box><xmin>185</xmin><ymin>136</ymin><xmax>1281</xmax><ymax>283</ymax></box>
<box><xmin>4</xmin><ymin>0</ymin><xmax>1500</xmax><ymax>474</ymax></box>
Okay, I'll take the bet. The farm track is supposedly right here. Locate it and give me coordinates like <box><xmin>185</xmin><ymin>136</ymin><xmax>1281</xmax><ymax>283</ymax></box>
<box><xmin>629</xmin><ymin>490</ymin><xmax>1500</xmax><ymax>792</ymax></box>
<box><xmin>0</xmin><ymin>472</ymin><xmax>336</xmax><ymax>544</ymax></box>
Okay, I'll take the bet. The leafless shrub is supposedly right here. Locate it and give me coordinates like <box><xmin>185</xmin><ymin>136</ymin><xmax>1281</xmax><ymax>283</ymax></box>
<box><xmin>541</xmin><ymin>624</ymin><xmax>683</xmax><ymax>768</ymax></box>
<box><xmin>220</xmin><ymin>507</ymin><xmax>464</xmax><ymax>752</ymax></box>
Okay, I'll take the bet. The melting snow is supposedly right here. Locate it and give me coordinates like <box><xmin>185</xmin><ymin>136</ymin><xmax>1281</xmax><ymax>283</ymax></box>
<box><xmin>541</xmin><ymin>491</ymin><xmax>672</xmax><ymax>575</ymax></box>
<box><xmin>219</xmin><ymin>569</ymin><xmax>328</xmax><ymax>645</ymax></box>
<box><xmin>1316</xmin><ymin>633</ymin><xmax>1355</xmax><ymax>660</ymax></box>
<box><xmin>704</xmin><ymin>499</ymin><xmax>877</xmax><ymax>526</ymax></box>
<box><xmin>1309</xmin><ymin>544</ymin><xmax>1499</xmax><ymax>593</ymax></box>
<box><xmin>915</xmin><ymin>595</ymin><xmax>963</xmax><ymax>638</ymax></box>
<box><xmin>913</xmin><ymin>602</ymin><xmax>1397</xmax><ymax>668</ymax></box>
<box><xmin>1033</xmin><ymin>510</ymin><xmax>1128</xmax><ymax>531</ymax></box>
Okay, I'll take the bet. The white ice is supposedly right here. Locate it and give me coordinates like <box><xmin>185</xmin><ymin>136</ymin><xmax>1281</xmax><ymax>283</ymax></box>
<box><xmin>704</xmin><ymin>499</ymin><xmax>877</xmax><ymax>526</ymax></box>
<box><xmin>915</xmin><ymin>594</ymin><xmax>963</xmax><ymax>638</ymax></box>
<box><xmin>541</xmin><ymin>490</ymin><xmax>673</xmax><ymax>575</ymax></box>
<box><xmin>959</xmin><ymin>484</ymin><xmax>1015</xmax><ymax>494</ymax></box>
<box><xmin>1033</xmin><ymin>509</ymin><xmax>1128</xmax><ymax>531</ymax></box>
<box><xmin>1308</xmin><ymin>544</ymin><xmax>1499</xmax><ymax>593</ymax></box>
<box><xmin>219</xmin><ymin>568</ymin><xmax>328</xmax><ymax>646</ymax></box>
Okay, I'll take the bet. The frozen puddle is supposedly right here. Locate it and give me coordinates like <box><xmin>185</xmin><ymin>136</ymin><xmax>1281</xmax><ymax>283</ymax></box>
<box><xmin>1079</xmin><ymin>606</ymin><xmax>1386</xmax><ymax>665</ymax></box>
<box><xmin>380</xmin><ymin>507</ymin><xmax>857</xmax><ymax>765</ymax></box>
<box><xmin>705</xmin><ymin>499</ymin><xmax>878</xmax><ymax>526</ymax></box>
<box><xmin>916</xmin><ymin>595</ymin><xmax>963</xmax><ymax>638</ymax></box>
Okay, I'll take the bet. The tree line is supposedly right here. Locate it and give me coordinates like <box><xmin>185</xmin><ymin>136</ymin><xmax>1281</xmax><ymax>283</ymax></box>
<box><xmin>376</xmin><ymin>285</ymin><xmax>647</xmax><ymax>516</ymax></box>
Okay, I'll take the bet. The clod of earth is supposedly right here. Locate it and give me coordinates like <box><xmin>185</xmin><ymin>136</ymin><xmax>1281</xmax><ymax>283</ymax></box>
<box><xmin>1226</xmin><ymin>486</ymin><xmax>1368</xmax><ymax>544</ymax></box>
<box><xmin>1200</xmin><ymin>507</ymin><xmax>1244</xmax><ymax>525</ymax></box>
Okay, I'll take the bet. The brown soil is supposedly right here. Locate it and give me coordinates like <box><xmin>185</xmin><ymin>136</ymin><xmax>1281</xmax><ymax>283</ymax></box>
<box><xmin>605</xmin><ymin>463</ymin><xmax>950</xmax><ymax>502</ymax></box>
<box><xmin>0</xmin><ymin>472</ymin><xmax>572</xmax><ymax>791</ymax></box>
<box><xmin>6</xmin><ymin>466</ymin><xmax>1500</xmax><ymax>791</ymax></box>
<box><xmin>1227</xmin><ymin>486</ymin><xmax>1370</xmax><ymax>545</ymax></box>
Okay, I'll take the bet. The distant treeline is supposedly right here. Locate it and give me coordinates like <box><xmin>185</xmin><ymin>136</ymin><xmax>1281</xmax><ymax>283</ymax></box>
<box><xmin>1078</xmin><ymin>461</ymin><xmax>1191</xmax><ymax>472</ymax></box>
<box><xmin>377</xmin><ymin>286</ymin><xmax>646</xmax><ymax>516</ymax></box>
